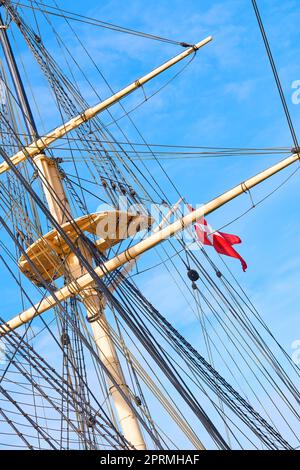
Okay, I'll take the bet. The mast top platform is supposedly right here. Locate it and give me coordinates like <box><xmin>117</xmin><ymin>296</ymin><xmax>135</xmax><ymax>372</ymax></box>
<box><xmin>18</xmin><ymin>210</ymin><xmax>153</xmax><ymax>285</ymax></box>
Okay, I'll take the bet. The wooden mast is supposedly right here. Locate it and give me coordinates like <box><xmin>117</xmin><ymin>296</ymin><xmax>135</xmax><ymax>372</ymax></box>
<box><xmin>0</xmin><ymin>25</ymin><xmax>212</xmax><ymax>449</ymax></box>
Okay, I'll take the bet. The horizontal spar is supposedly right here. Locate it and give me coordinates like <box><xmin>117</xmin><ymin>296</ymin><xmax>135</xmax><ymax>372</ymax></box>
<box><xmin>0</xmin><ymin>36</ymin><xmax>212</xmax><ymax>176</ymax></box>
<box><xmin>1</xmin><ymin>151</ymin><xmax>299</xmax><ymax>335</ymax></box>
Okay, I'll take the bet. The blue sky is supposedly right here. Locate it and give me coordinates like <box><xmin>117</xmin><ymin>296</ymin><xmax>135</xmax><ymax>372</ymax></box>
<box><xmin>1</xmin><ymin>0</ymin><xmax>300</xmax><ymax>449</ymax></box>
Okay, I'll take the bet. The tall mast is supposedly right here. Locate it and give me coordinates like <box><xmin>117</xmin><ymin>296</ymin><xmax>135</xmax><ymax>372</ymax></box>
<box><xmin>0</xmin><ymin>1</ymin><xmax>298</xmax><ymax>452</ymax></box>
<box><xmin>0</xmin><ymin>12</ymin><xmax>146</xmax><ymax>449</ymax></box>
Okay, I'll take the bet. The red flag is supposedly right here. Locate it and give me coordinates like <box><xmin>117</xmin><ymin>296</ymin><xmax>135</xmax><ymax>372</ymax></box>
<box><xmin>188</xmin><ymin>206</ymin><xmax>247</xmax><ymax>272</ymax></box>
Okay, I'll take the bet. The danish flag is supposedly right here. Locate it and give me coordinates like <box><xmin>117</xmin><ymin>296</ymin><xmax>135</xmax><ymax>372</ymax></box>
<box><xmin>188</xmin><ymin>205</ymin><xmax>247</xmax><ymax>272</ymax></box>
